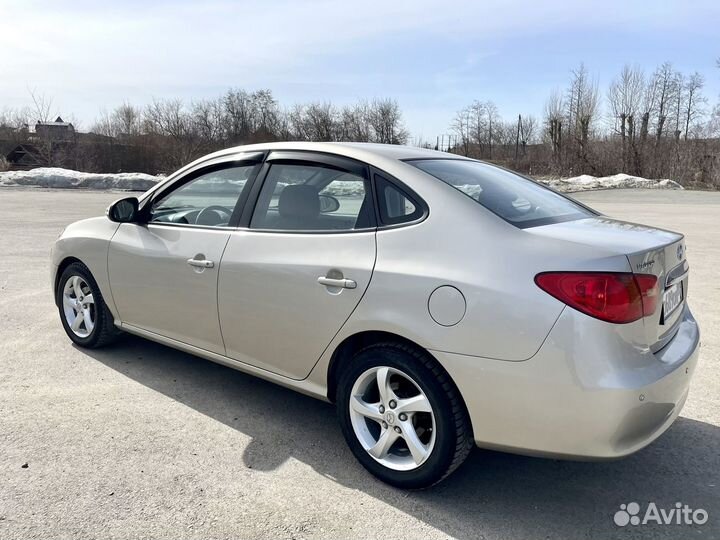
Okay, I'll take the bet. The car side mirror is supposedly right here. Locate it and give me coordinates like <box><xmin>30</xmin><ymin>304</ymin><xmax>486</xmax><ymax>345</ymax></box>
<box><xmin>319</xmin><ymin>194</ymin><xmax>340</xmax><ymax>214</ymax></box>
<box><xmin>107</xmin><ymin>197</ymin><xmax>140</xmax><ymax>223</ymax></box>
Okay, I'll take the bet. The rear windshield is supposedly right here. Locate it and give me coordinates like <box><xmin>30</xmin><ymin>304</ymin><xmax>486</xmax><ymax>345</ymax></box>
<box><xmin>408</xmin><ymin>159</ymin><xmax>594</xmax><ymax>228</ymax></box>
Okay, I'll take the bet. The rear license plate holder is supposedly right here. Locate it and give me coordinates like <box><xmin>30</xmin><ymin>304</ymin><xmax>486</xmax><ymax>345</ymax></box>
<box><xmin>661</xmin><ymin>281</ymin><xmax>684</xmax><ymax>323</ymax></box>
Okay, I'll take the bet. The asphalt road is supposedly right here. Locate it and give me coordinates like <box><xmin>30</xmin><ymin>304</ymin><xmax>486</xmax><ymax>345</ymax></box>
<box><xmin>1</xmin><ymin>187</ymin><xmax>718</xmax><ymax>540</ymax></box>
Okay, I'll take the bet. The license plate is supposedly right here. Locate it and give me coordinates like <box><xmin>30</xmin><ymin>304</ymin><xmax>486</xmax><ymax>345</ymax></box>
<box><xmin>662</xmin><ymin>282</ymin><xmax>684</xmax><ymax>322</ymax></box>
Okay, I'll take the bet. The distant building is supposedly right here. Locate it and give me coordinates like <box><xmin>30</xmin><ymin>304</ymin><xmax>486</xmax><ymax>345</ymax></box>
<box><xmin>34</xmin><ymin>116</ymin><xmax>75</xmax><ymax>141</ymax></box>
<box><xmin>5</xmin><ymin>144</ymin><xmax>44</xmax><ymax>170</ymax></box>
<box><xmin>2</xmin><ymin>117</ymin><xmax>81</xmax><ymax>169</ymax></box>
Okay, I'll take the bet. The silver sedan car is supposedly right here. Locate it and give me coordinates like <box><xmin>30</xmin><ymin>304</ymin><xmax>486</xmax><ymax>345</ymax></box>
<box><xmin>52</xmin><ymin>142</ymin><xmax>700</xmax><ymax>488</ymax></box>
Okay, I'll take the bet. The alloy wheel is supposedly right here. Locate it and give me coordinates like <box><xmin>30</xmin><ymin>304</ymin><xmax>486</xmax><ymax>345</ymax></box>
<box><xmin>349</xmin><ymin>366</ymin><xmax>436</xmax><ymax>471</ymax></box>
<box><xmin>62</xmin><ymin>275</ymin><xmax>96</xmax><ymax>338</ymax></box>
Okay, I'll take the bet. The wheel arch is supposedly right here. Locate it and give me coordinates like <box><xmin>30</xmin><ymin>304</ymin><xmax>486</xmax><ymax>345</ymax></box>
<box><xmin>54</xmin><ymin>256</ymin><xmax>84</xmax><ymax>305</ymax></box>
<box><xmin>326</xmin><ymin>330</ymin><xmax>466</xmax><ymax>411</ymax></box>
<box><xmin>53</xmin><ymin>255</ymin><xmax>118</xmax><ymax>324</ymax></box>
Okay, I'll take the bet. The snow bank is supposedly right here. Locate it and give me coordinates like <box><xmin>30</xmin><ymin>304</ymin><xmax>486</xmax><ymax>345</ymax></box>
<box><xmin>0</xmin><ymin>168</ymin><xmax>160</xmax><ymax>191</ymax></box>
<box><xmin>0</xmin><ymin>167</ymin><xmax>683</xmax><ymax>194</ymax></box>
<box><xmin>538</xmin><ymin>173</ymin><xmax>683</xmax><ymax>192</ymax></box>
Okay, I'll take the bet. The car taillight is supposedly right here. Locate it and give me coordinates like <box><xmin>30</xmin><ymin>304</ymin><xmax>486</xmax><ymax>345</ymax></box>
<box><xmin>634</xmin><ymin>274</ymin><xmax>659</xmax><ymax>317</ymax></box>
<box><xmin>534</xmin><ymin>272</ymin><xmax>658</xmax><ymax>324</ymax></box>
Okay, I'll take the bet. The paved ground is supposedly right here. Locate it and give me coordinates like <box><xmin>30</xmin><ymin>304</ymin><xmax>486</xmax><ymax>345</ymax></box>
<box><xmin>0</xmin><ymin>187</ymin><xmax>718</xmax><ymax>540</ymax></box>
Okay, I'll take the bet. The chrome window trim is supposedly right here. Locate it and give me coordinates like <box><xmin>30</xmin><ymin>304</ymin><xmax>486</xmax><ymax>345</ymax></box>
<box><xmin>139</xmin><ymin>151</ymin><xmax>266</xmax><ymax>204</ymax></box>
<box><xmin>243</xmin><ymin>150</ymin><xmax>376</xmax><ymax>234</ymax></box>
<box><xmin>144</xmin><ymin>222</ymin><xmax>238</xmax><ymax>233</ymax></box>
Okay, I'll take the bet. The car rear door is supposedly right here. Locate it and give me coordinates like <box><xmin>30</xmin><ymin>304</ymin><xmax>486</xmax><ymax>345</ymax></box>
<box><xmin>107</xmin><ymin>154</ymin><xmax>263</xmax><ymax>354</ymax></box>
<box><xmin>217</xmin><ymin>151</ymin><xmax>377</xmax><ymax>379</ymax></box>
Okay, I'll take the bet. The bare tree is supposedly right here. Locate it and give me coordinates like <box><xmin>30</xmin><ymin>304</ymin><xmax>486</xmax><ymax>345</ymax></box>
<box><xmin>143</xmin><ymin>98</ymin><xmax>203</xmax><ymax>167</ymax></box>
<box><xmin>651</xmin><ymin>62</ymin><xmax>680</xmax><ymax>140</ymax></box>
<box><xmin>25</xmin><ymin>89</ymin><xmax>78</xmax><ymax>167</ymax></box>
<box><xmin>449</xmin><ymin>100</ymin><xmax>501</xmax><ymax>158</ymax></box>
<box><xmin>544</xmin><ymin>89</ymin><xmax>564</xmax><ymax>158</ymax></box>
<box><xmin>90</xmin><ymin>110</ymin><xmax>115</xmax><ymax>137</ymax></box>
<box><xmin>520</xmin><ymin>115</ymin><xmax>538</xmax><ymax>145</ymax></box>
<box><xmin>224</xmin><ymin>89</ymin><xmax>254</xmax><ymax>143</ymax></box>
<box><xmin>251</xmin><ymin>90</ymin><xmax>281</xmax><ymax>139</ymax></box>
<box><xmin>450</xmin><ymin>106</ymin><xmax>472</xmax><ymax>156</ymax></box>
<box><xmin>638</xmin><ymin>76</ymin><xmax>658</xmax><ymax>144</ymax></box>
<box><xmin>608</xmin><ymin>65</ymin><xmax>644</xmax><ymax>168</ymax></box>
<box><xmin>289</xmin><ymin>102</ymin><xmax>338</xmax><ymax>141</ymax></box>
<box><xmin>682</xmin><ymin>72</ymin><xmax>706</xmax><ymax>140</ymax></box>
<box><xmin>470</xmin><ymin>102</ymin><xmax>488</xmax><ymax>155</ymax></box>
<box><xmin>28</xmin><ymin>88</ymin><xmax>55</xmax><ymax>123</ymax></box>
<box><xmin>566</xmin><ymin>64</ymin><xmax>599</xmax><ymax>165</ymax></box>
<box><xmin>92</xmin><ymin>102</ymin><xmax>143</xmax><ymax>138</ymax></box>
<box><xmin>115</xmin><ymin>103</ymin><xmax>142</xmax><ymax>137</ymax></box>
<box><xmin>368</xmin><ymin>98</ymin><xmax>408</xmax><ymax>144</ymax></box>
<box><xmin>275</xmin><ymin>107</ymin><xmax>293</xmax><ymax>141</ymax></box>
<box><xmin>672</xmin><ymin>73</ymin><xmax>685</xmax><ymax>140</ymax></box>
<box><xmin>192</xmin><ymin>98</ymin><xmax>225</xmax><ymax>145</ymax></box>
<box><xmin>0</xmin><ymin>107</ymin><xmax>32</xmax><ymax>147</ymax></box>
<box><xmin>495</xmin><ymin>119</ymin><xmax>518</xmax><ymax>147</ymax></box>
<box><xmin>475</xmin><ymin>101</ymin><xmax>500</xmax><ymax>158</ymax></box>
<box><xmin>707</xmin><ymin>104</ymin><xmax>720</xmax><ymax>137</ymax></box>
<box><xmin>515</xmin><ymin>114</ymin><xmax>538</xmax><ymax>158</ymax></box>
<box><xmin>339</xmin><ymin>101</ymin><xmax>371</xmax><ymax>142</ymax></box>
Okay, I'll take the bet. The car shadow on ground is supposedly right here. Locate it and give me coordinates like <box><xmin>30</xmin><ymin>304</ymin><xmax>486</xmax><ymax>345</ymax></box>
<box><xmin>81</xmin><ymin>335</ymin><xmax>720</xmax><ymax>540</ymax></box>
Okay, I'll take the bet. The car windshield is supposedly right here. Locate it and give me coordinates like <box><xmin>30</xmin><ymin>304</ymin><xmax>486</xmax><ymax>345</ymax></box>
<box><xmin>408</xmin><ymin>159</ymin><xmax>594</xmax><ymax>228</ymax></box>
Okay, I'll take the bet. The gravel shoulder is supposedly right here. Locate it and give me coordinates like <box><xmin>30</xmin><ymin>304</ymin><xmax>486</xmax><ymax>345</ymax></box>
<box><xmin>0</xmin><ymin>188</ymin><xmax>718</xmax><ymax>540</ymax></box>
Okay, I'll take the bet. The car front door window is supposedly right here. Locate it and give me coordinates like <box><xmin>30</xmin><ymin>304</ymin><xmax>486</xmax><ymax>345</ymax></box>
<box><xmin>150</xmin><ymin>164</ymin><xmax>258</xmax><ymax>227</ymax></box>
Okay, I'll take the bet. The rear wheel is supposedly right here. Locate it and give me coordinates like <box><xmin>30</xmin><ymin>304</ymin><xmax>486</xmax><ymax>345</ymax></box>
<box><xmin>56</xmin><ymin>262</ymin><xmax>120</xmax><ymax>348</ymax></box>
<box><xmin>337</xmin><ymin>342</ymin><xmax>473</xmax><ymax>488</ymax></box>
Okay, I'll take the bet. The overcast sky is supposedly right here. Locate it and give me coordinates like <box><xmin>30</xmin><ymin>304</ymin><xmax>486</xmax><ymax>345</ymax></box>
<box><xmin>1</xmin><ymin>0</ymin><xmax>718</xmax><ymax>140</ymax></box>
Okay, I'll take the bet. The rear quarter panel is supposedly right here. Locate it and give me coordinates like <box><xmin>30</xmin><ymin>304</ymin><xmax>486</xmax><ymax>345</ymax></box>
<box><xmin>309</xmin><ymin>173</ymin><xmax>635</xmax><ymax>376</ymax></box>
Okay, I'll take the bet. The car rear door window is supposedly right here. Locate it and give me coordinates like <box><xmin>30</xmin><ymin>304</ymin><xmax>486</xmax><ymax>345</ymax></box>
<box><xmin>375</xmin><ymin>174</ymin><xmax>424</xmax><ymax>225</ymax></box>
<box><xmin>250</xmin><ymin>163</ymin><xmax>373</xmax><ymax>231</ymax></box>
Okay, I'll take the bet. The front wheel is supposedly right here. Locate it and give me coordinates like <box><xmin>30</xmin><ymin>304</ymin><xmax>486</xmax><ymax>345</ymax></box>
<box><xmin>56</xmin><ymin>262</ymin><xmax>120</xmax><ymax>348</ymax></box>
<box><xmin>336</xmin><ymin>342</ymin><xmax>473</xmax><ymax>489</ymax></box>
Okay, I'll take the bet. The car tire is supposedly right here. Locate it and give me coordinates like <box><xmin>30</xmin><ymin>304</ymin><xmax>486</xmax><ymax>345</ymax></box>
<box><xmin>56</xmin><ymin>262</ymin><xmax>121</xmax><ymax>348</ymax></box>
<box><xmin>336</xmin><ymin>342</ymin><xmax>473</xmax><ymax>489</ymax></box>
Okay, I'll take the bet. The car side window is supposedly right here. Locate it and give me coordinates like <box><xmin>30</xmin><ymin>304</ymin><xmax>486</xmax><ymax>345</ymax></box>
<box><xmin>250</xmin><ymin>163</ymin><xmax>373</xmax><ymax>231</ymax></box>
<box><xmin>375</xmin><ymin>174</ymin><xmax>423</xmax><ymax>225</ymax></box>
<box><xmin>150</xmin><ymin>164</ymin><xmax>258</xmax><ymax>227</ymax></box>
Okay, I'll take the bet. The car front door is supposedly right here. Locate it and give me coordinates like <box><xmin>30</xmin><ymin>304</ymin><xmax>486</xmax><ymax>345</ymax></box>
<box><xmin>108</xmin><ymin>156</ymin><xmax>262</xmax><ymax>354</ymax></box>
<box><xmin>218</xmin><ymin>152</ymin><xmax>377</xmax><ymax>379</ymax></box>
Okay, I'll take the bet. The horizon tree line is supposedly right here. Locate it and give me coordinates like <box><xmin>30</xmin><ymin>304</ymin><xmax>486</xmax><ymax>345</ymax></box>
<box><xmin>1</xmin><ymin>58</ymin><xmax>719</xmax><ymax>186</ymax></box>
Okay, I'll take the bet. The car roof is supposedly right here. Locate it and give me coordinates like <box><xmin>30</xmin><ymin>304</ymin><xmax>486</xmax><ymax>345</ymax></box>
<box><xmin>194</xmin><ymin>141</ymin><xmax>461</xmax><ymax>165</ymax></box>
<box><xmin>145</xmin><ymin>142</ymin><xmax>472</xmax><ymax>202</ymax></box>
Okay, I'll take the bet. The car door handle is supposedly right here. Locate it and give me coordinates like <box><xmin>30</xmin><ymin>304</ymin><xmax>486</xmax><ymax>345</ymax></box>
<box><xmin>317</xmin><ymin>276</ymin><xmax>357</xmax><ymax>289</ymax></box>
<box><xmin>187</xmin><ymin>258</ymin><xmax>215</xmax><ymax>268</ymax></box>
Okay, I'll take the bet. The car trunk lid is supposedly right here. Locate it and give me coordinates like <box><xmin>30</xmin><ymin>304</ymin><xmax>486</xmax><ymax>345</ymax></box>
<box><xmin>528</xmin><ymin>216</ymin><xmax>687</xmax><ymax>351</ymax></box>
<box><xmin>627</xmin><ymin>239</ymin><xmax>688</xmax><ymax>352</ymax></box>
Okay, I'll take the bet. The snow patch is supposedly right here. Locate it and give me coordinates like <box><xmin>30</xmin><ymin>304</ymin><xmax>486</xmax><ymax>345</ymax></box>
<box><xmin>0</xmin><ymin>168</ymin><xmax>160</xmax><ymax>191</ymax></box>
<box><xmin>0</xmin><ymin>168</ymin><xmax>683</xmax><ymax>194</ymax></box>
<box><xmin>538</xmin><ymin>173</ymin><xmax>683</xmax><ymax>192</ymax></box>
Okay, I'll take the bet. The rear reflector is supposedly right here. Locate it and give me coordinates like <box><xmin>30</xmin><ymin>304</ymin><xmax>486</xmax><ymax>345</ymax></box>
<box><xmin>535</xmin><ymin>272</ymin><xmax>659</xmax><ymax>324</ymax></box>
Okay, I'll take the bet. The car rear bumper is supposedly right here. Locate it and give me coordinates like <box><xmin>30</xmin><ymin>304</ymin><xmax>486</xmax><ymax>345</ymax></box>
<box><xmin>431</xmin><ymin>304</ymin><xmax>700</xmax><ymax>459</ymax></box>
